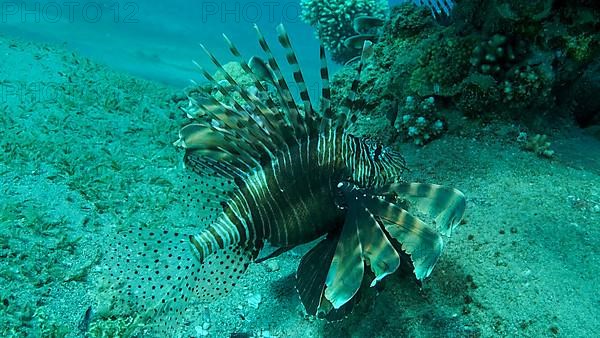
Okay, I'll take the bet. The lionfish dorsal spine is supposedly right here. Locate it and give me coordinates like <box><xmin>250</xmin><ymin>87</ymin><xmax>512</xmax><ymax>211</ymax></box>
<box><xmin>196</xmin><ymin>46</ymin><xmax>275</xmax><ymax>139</ymax></box>
<box><xmin>253</xmin><ymin>24</ymin><xmax>307</xmax><ymax>138</ymax></box>
<box><xmin>276</xmin><ymin>24</ymin><xmax>316</xmax><ymax>125</ymax></box>
<box><xmin>319</xmin><ymin>45</ymin><xmax>333</xmax><ymax>119</ymax></box>
<box><xmin>221</xmin><ymin>35</ymin><xmax>294</xmax><ymax>141</ymax></box>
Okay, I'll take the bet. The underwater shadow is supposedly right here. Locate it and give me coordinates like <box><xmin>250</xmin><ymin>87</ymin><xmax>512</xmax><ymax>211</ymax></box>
<box><xmin>320</xmin><ymin>258</ymin><xmax>479</xmax><ymax>337</ymax></box>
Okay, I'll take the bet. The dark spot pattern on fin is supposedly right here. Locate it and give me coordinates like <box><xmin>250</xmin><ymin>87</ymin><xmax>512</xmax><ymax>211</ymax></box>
<box><xmin>97</xmin><ymin>223</ymin><xmax>259</xmax><ymax>336</ymax></box>
<box><xmin>97</xmin><ymin>22</ymin><xmax>468</xmax><ymax>332</ymax></box>
<box><xmin>97</xmin><ymin>225</ymin><xmax>198</xmax><ymax>335</ymax></box>
<box><xmin>191</xmin><ymin>245</ymin><xmax>260</xmax><ymax>301</ymax></box>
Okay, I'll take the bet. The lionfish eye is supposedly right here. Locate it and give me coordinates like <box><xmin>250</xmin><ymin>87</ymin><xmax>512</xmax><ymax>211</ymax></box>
<box><xmin>373</xmin><ymin>144</ymin><xmax>382</xmax><ymax>161</ymax></box>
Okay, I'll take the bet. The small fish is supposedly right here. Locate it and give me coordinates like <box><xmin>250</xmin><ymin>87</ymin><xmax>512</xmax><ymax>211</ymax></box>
<box><xmin>248</xmin><ymin>56</ymin><xmax>276</xmax><ymax>84</ymax></box>
<box><xmin>98</xmin><ymin>24</ymin><xmax>466</xmax><ymax>334</ymax></box>
<box><xmin>344</xmin><ymin>34</ymin><xmax>380</xmax><ymax>50</ymax></box>
<box><xmin>352</xmin><ymin>16</ymin><xmax>385</xmax><ymax>34</ymax></box>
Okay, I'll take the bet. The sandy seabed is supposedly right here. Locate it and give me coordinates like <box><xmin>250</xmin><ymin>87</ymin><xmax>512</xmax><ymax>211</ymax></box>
<box><xmin>1</xmin><ymin>34</ymin><xmax>599</xmax><ymax>337</ymax></box>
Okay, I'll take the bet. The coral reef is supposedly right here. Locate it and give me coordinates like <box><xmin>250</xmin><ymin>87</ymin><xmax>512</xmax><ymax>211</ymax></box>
<box><xmin>567</xmin><ymin>59</ymin><xmax>600</xmax><ymax>128</ymax></box>
<box><xmin>300</xmin><ymin>0</ymin><xmax>389</xmax><ymax>63</ymax></box>
<box><xmin>394</xmin><ymin>96</ymin><xmax>446</xmax><ymax>145</ymax></box>
<box><xmin>326</xmin><ymin>0</ymin><xmax>600</xmax><ymax>144</ymax></box>
<box><xmin>517</xmin><ymin>132</ymin><xmax>555</xmax><ymax>158</ymax></box>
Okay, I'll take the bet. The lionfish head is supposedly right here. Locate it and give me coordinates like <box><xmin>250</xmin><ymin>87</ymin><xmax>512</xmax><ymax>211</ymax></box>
<box><xmin>349</xmin><ymin>136</ymin><xmax>407</xmax><ymax>188</ymax></box>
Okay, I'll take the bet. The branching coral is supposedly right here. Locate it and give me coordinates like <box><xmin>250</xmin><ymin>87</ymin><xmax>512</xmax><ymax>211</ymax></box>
<box><xmin>301</xmin><ymin>0</ymin><xmax>388</xmax><ymax>63</ymax></box>
<box><xmin>517</xmin><ymin>132</ymin><xmax>554</xmax><ymax>158</ymax></box>
<box><xmin>394</xmin><ymin>96</ymin><xmax>446</xmax><ymax>145</ymax></box>
<box><xmin>469</xmin><ymin>34</ymin><xmax>527</xmax><ymax>77</ymax></box>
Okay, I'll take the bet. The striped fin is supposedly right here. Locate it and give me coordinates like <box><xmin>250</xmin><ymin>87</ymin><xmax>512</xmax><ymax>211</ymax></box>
<box><xmin>383</xmin><ymin>183</ymin><xmax>466</xmax><ymax>236</ymax></box>
<box><xmin>253</xmin><ymin>24</ymin><xmax>307</xmax><ymax>138</ymax></box>
<box><xmin>178</xmin><ymin>124</ymin><xmax>263</xmax><ymax>171</ymax></box>
<box><xmin>183</xmin><ymin>73</ymin><xmax>276</xmax><ymax>158</ymax></box>
<box><xmin>319</xmin><ymin>45</ymin><xmax>333</xmax><ymax>119</ymax></box>
<box><xmin>324</xmin><ymin>207</ymin><xmax>364</xmax><ymax>309</ymax></box>
<box><xmin>365</xmin><ymin>197</ymin><xmax>444</xmax><ymax>281</ymax></box>
<box><xmin>193</xmin><ymin>53</ymin><xmax>282</xmax><ymax>152</ymax></box>
<box><xmin>276</xmin><ymin>24</ymin><xmax>316</xmax><ymax>129</ymax></box>
<box><xmin>192</xmin><ymin>61</ymin><xmax>255</xmax><ymax>122</ymax></box>
<box><xmin>317</xmin><ymin>44</ymin><xmax>335</xmax><ymax>135</ymax></box>
<box><xmin>296</xmin><ymin>231</ymin><xmax>362</xmax><ymax>321</ymax></box>
<box><xmin>338</xmin><ymin>41</ymin><xmax>374</xmax><ymax>131</ymax></box>
<box><xmin>248</xmin><ymin>56</ymin><xmax>276</xmax><ymax>84</ymax></box>
<box><xmin>336</xmin><ymin>182</ymin><xmax>400</xmax><ymax>286</ymax></box>
<box><xmin>194</xmin><ymin>48</ymin><xmax>279</xmax><ymax>147</ymax></box>
<box><xmin>220</xmin><ymin>34</ymin><xmax>296</xmax><ymax>147</ymax></box>
<box><xmin>357</xmin><ymin>207</ymin><xmax>401</xmax><ymax>286</ymax></box>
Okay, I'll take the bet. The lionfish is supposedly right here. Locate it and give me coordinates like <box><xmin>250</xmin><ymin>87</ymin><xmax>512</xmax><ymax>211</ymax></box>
<box><xmin>99</xmin><ymin>24</ymin><xmax>466</xmax><ymax>335</ymax></box>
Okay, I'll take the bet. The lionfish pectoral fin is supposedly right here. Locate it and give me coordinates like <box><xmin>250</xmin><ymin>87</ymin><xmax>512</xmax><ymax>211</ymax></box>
<box><xmin>367</xmin><ymin>197</ymin><xmax>444</xmax><ymax>281</ymax></box>
<box><xmin>323</xmin><ymin>208</ymin><xmax>365</xmax><ymax>309</ymax></box>
<box><xmin>356</xmin><ymin>206</ymin><xmax>401</xmax><ymax>287</ymax></box>
<box><xmin>296</xmin><ymin>233</ymin><xmax>338</xmax><ymax>316</ymax></box>
<box><xmin>386</xmin><ymin>183</ymin><xmax>466</xmax><ymax>236</ymax></box>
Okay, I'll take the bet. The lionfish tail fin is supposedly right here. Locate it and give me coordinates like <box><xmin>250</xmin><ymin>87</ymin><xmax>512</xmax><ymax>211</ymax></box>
<box><xmin>96</xmin><ymin>221</ymin><xmax>258</xmax><ymax>335</ymax></box>
<box><xmin>97</xmin><ymin>225</ymin><xmax>199</xmax><ymax>335</ymax></box>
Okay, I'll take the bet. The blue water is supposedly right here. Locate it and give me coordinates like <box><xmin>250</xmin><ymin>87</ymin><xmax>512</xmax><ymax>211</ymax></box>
<box><xmin>2</xmin><ymin>0</ymin><xmax>325</xmax><ymax>87</ymax></box>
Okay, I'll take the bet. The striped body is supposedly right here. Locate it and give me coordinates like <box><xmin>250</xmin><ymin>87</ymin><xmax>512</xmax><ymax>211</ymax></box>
<box><xmin>188</xmin><ymin>125</ymin><xmax>401</xmax><ymax>259</ymax></box>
